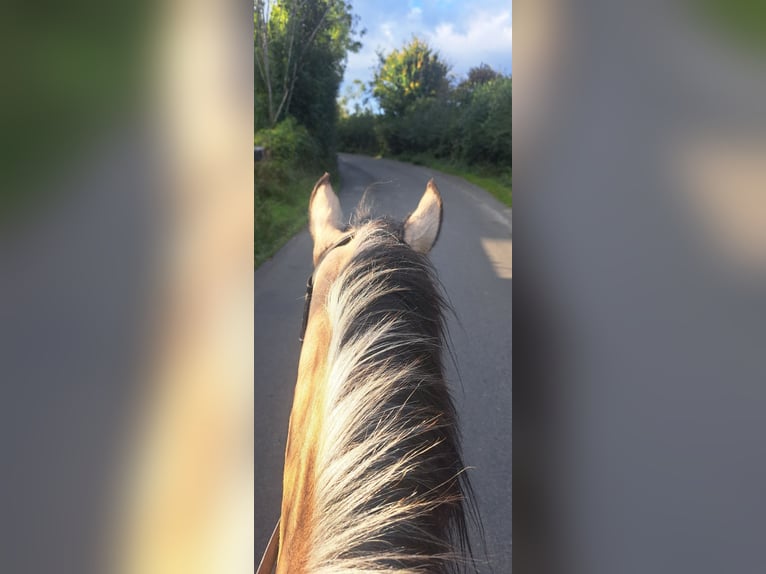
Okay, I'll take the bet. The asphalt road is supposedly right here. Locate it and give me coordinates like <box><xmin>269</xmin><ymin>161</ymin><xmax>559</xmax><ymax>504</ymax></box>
<box><xmin>255</xmin><ymin>153</ymin><xmax>512</xmax><ymax>572</ymax></box>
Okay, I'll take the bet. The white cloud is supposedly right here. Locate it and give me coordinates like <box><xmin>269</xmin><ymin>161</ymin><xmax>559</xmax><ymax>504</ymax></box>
<box><xmin>407</xmin><ymin>7</ymin><xmax>423</xmax><ymax>20</ymax></box>
<box><xmin>380</xmin><ymin>22</ymin><xmax>396</xmax><ymax>43</ymax></box>
<box><xmin>340</xmin><ymin>4</ymin><xmax>513</xmax><ymax>111</ymax></box>
<box><xmin>426</xmin><ymin>10</ymin><xmax>512</xmax><ymax>77</ymax></box>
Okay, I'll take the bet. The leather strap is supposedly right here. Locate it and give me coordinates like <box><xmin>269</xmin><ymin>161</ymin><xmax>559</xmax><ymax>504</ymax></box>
<box><xmin>256</xmin><ymin>520</ymin><xmax>280</xmax><ymax>574</ymax></box>
<box><xmin>299</xmin><ymin>231</ymin><xmax>355</xmax><ymax>343</ymax></box>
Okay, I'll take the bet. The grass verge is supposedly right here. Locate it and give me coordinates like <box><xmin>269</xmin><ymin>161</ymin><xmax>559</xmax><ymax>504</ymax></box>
<box><xmin>393</xmin><ymin>152</ymin><xmax>512</xmax><ymax>207</ymax></box>
<box><xmin>255</xmin><ymin>173</ymin><xmax>313</xmax><ymax>267</ymax></box>
<box><xmin>255</xmin><ymin>150</ymin><xmax>510</xmax><ymax>269</ymax></box>
<box><xmin>255</xmin><ymin>165</ymin><xmax>339</xmax><ymax>268</ymax></box>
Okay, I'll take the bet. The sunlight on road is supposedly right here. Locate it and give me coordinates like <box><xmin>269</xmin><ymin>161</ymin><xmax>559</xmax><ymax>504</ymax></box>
<box><xmin>480</xmin><ymin>238</ymin><xmax>513</xmax><ymax>279</ymax></box>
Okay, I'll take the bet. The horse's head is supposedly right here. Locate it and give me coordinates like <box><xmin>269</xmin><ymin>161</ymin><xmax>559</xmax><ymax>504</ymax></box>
<box><xmin>307</xmin><ymin>172</ymin><xmax>443</xmax><ymax>306</ymax></box>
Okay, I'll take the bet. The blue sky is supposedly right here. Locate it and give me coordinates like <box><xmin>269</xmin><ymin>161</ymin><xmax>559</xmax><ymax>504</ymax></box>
<box><xmin>341</xmin><ymin>0</ymin><xmax>512</xmax><ymax>109</ymax></box>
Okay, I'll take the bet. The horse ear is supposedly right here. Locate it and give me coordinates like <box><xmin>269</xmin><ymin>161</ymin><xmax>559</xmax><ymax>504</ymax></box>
<box><xmin>309</xmin><ymin>173</ymin><xmax>345</xmax><ymax>262</ymax></box>
<box><xmin>404</xmin><ymin>179</ymin><xmax>443</xmax><ymax>253</ymax></box>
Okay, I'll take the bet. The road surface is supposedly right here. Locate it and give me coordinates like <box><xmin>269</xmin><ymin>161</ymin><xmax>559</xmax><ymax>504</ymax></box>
<box><xmin>255</xmin><ymin>153</ymin><xmax>512</xmax><ymax>572</ymax></box>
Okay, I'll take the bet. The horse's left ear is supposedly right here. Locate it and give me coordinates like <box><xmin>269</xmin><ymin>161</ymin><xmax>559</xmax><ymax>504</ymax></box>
<box><xmin>404</xmin><ymin>179</ymin><xmax>443</xmax><ymax>253</ymax></box>
<box><xmin>309</xmin><ymin>173</ymin><xmax>345</xmax><ymax>263</ymax></box>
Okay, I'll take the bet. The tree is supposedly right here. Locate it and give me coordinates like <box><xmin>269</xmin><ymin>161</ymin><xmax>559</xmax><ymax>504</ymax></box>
<box><xmin>338</xmin><ymin>79</ymin><xmax>372</xmax><ymax>117</ymax></box>
<box><xmin>452</xmin><ymin>64</ymin><xmax>502</xmax><ymax>106</ymax></box>
<box><xmin>371</xmin><ymin>37</ymin><xmax>450</xmax><ymax>117</ymax></box>
<box><xmin>465</xmin><ymin>63</ymin><xmax>501</xmax><ymax>87</ymax></box>
<box><xmin>254</xmin><ymin>0</ymin><xmax>362</xmax><ymax>131</ymax></box>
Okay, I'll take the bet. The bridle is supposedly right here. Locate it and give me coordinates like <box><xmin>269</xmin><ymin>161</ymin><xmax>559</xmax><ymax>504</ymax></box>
<box><xmin>299</xmin><ymin>231</ymin><xmax>355</xmax><ymax>343</ymax></box>
<box><xmin>257</xmin><ymin>231</ymin><xmax>356</xmax><ymax>574</ymax></box>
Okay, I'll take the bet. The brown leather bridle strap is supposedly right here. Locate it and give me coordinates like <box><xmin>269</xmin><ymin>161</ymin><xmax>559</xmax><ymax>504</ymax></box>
<box><xmin>256</xmin><ymin>520</ymin><xmax>280</xmax><ymax>574</ymax></box>
<box><xmin>299</xmin><ymin>231</ymin><xmax>355</xmax><ymax>343</ymax></box>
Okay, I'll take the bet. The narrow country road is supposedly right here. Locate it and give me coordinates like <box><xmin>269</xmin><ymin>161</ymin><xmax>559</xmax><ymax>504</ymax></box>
<box><xmin>255</xmin><ymin>153</ymin><xmax>512</xmax><ymax>572</ymax></box>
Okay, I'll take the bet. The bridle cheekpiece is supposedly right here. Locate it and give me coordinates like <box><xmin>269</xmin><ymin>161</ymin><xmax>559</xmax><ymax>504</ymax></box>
<box><xmin>299</xmin><ymin>231</ymin><xmax>355</xmax><ymax>343</ymax></box>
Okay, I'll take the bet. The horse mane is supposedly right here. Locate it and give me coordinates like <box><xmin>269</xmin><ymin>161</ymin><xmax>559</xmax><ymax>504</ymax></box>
<box><xmin>304</xmin><ymin>218</ymin><xmax>481</xmax><ymax>573</ymax></box>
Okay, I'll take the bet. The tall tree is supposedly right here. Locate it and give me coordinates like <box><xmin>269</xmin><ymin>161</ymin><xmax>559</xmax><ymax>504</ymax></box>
<box><xmin>371</xmin><ymin>37</ymin><xmax>450</xmax><ymax>117</ymax></box>
<box><xmin>254</xmin><ymin>0</ymin><xmax>361</xmax><ymax>131</ymax></box>
<box><xmin>465</xmin><ymin>63</ymin><xmax>501</xmax><ymax>87</ymax></box>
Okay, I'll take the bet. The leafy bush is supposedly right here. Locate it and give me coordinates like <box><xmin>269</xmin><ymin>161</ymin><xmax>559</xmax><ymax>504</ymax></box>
<box><xmin>254</xmin><ymin>117</ymin><xmax>319</xmax><ymax>167</ymax></box>
<box><xmin>254</xmin><ymin>117</ymin><xmax>336</xmax><ymax>266</ymax></box>
<box><xmin>254</xmin><ymin>117</ymin><xmax>321</xmax><ymax>199</ymax></box>
<box><xmin>337</xmin><ymin>112</ymin><xmax>379</xmax><ymax>154</ymax></box>
<box><xmin>348</xmin><ymin>75</ymin><xmax>511</xmax><ymax>169</ymax></box>
<box><xmin>398</xmin><ymin>97</ymin><xmax>452</xmax><ymax>155</ymax></box>
<box><xmin>480</xmin><ymin>77</ymin><xmax>512</xmax><ymax>165</ymax></box>
<box><xmin>448</xmin><ymin>77</ymin><xmax>512</xmax><ymax>166</ymax></box>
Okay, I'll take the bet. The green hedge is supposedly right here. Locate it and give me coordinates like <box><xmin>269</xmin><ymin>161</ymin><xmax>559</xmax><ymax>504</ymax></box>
<box><xmin>254</xmin><ymin>117</ymin><xmax>331</xmax><ymax>267</ymax></box>
<box><xmin>338</xmin><ymin>76</ymin><xmax>512</xmax><ymax>170</ymax></box>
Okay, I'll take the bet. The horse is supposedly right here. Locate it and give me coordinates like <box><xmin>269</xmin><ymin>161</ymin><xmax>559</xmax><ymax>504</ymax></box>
<box><xmin>270</xmin><ymin>173</ymin><xmax>481</xmax><ymax>573</ymax></box>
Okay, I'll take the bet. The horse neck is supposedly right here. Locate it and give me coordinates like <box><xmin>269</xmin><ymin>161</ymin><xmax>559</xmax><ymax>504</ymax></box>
<box><xmin>276</xmin><ymin>308</ymin><xmax>333</xmax><ymax>574</ymax></box>
<box><xmin>279</xmin><ymin>235</ymin><xmax>471</xmax><ymax>573</ymax></box>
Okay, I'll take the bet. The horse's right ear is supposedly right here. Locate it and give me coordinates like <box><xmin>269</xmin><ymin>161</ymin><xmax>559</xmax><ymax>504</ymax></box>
<box><xmin>309</xmin><ymin>173</ymin><xmax>345</xmax><ymax>264</ymax></box>
<box><xmin>404</xmin><ymin>179</ymin><xmax>443</xmax><ymax>253</ymax></box>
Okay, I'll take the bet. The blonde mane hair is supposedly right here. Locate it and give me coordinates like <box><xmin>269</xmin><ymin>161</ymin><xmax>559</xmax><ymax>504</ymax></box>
<box><xmin>297</xmin><ymin>220</ymin><xmax>480</xmax><ymax>574</ymax></box>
